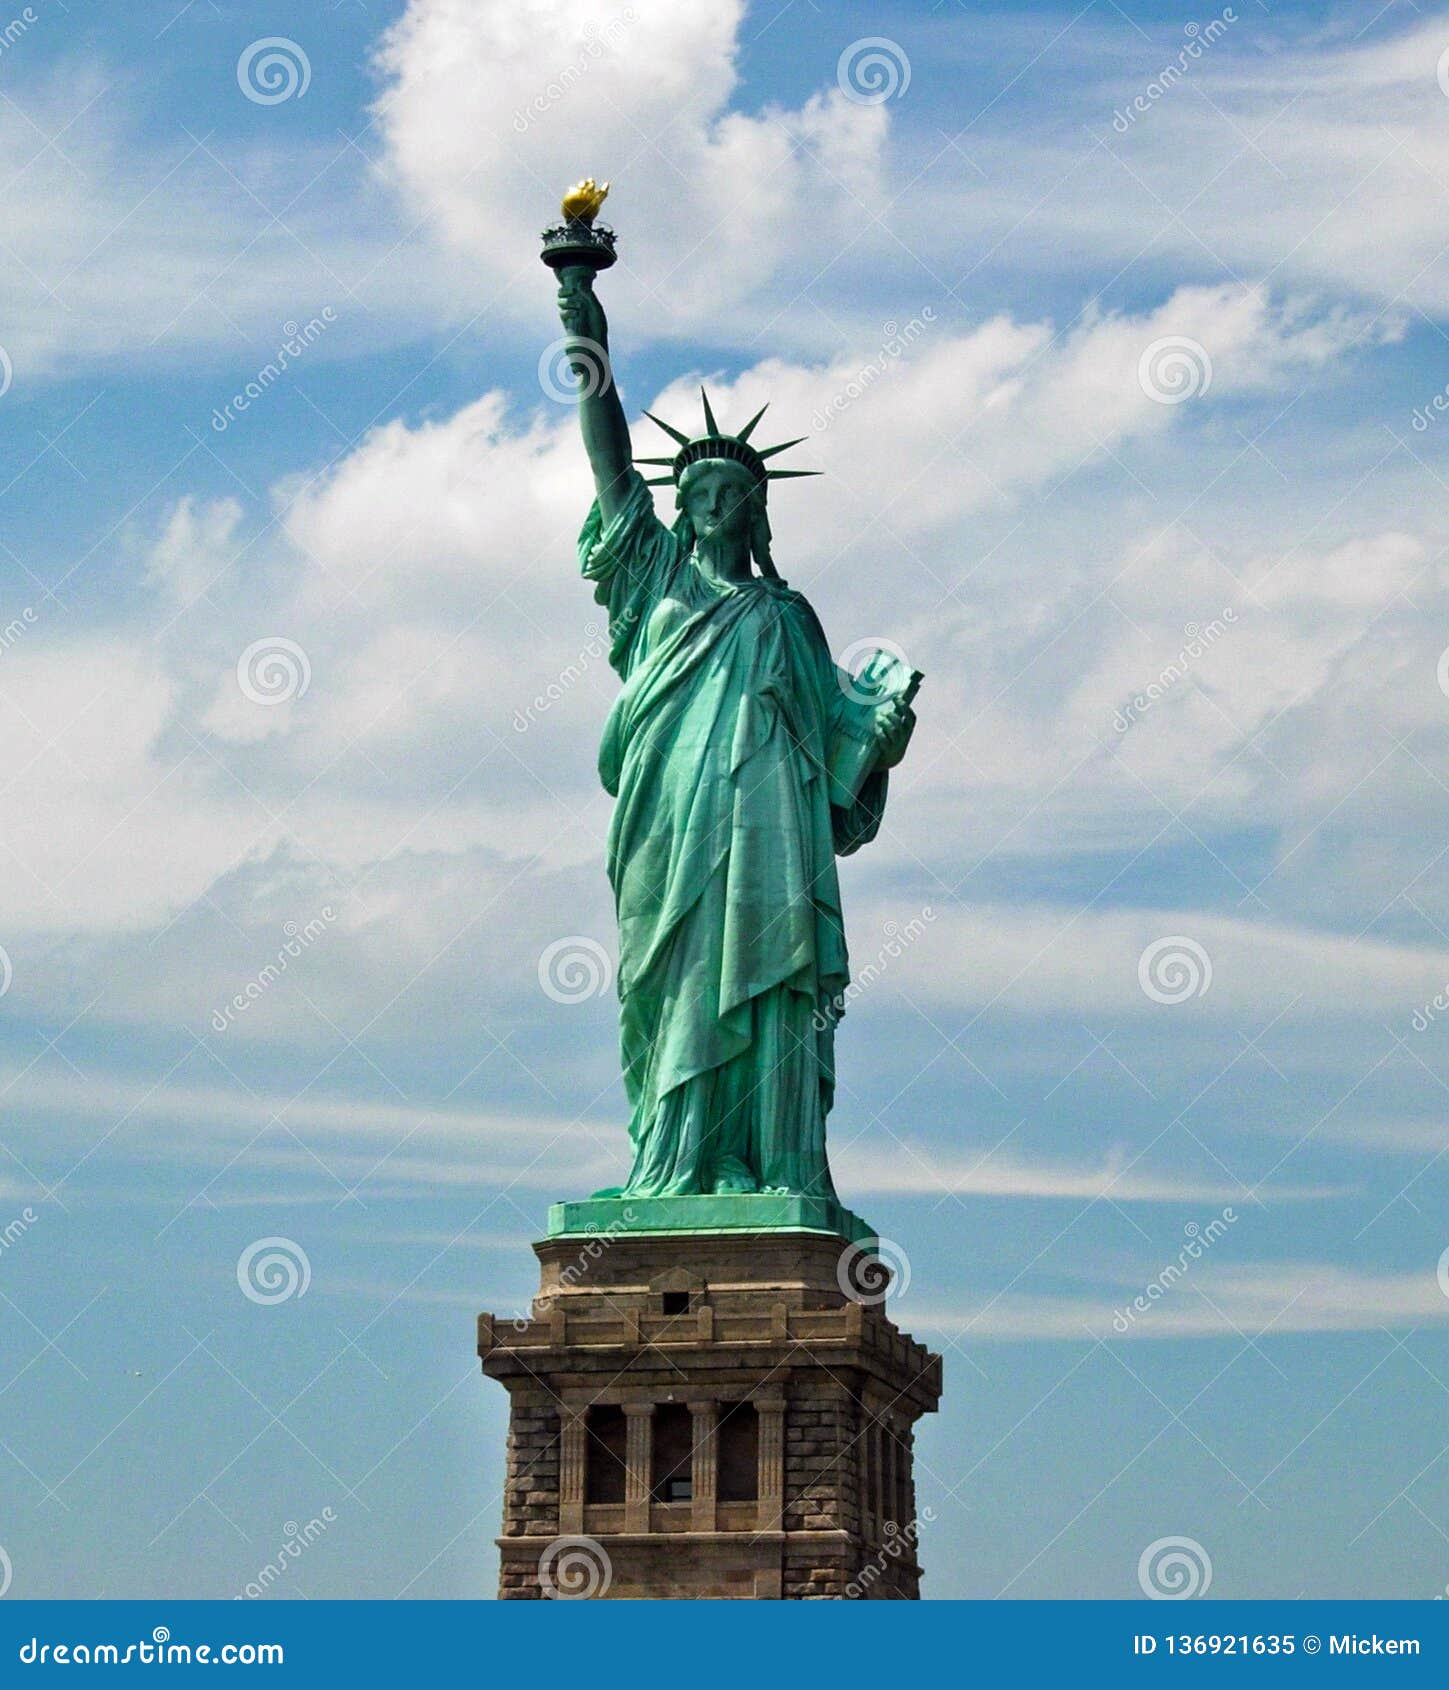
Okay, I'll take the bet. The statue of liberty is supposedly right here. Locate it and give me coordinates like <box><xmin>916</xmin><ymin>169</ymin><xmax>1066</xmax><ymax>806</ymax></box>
<box><xmin>545</xmin><ymin>184</ymin><xmax>918</xmax><ymax>1210</ymax></box>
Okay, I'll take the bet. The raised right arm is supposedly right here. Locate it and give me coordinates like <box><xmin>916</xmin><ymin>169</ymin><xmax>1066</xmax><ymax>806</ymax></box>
<box><xmin>556</xmin><ymin>267</ymin><xmax>633</xmax><ymax>528</ymax></box>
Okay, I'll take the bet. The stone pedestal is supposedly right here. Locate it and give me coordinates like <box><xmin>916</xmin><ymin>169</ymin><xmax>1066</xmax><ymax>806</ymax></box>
<box><xmin>477</xmin><ymin>1222</ymin><xmax>942</xmax><ymax>1600</ymax></box>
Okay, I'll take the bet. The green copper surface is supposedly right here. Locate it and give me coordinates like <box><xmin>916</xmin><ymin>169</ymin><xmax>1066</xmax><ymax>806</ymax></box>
<box><xmin>547</xmin><ymin>1194</ymin><xmax>877</xmax><ymax>1249</ymax></box>
<box><xmin>547</xmin><ymin>199</ymin><xmax>920</xmax><ymax>1216</ymax></box>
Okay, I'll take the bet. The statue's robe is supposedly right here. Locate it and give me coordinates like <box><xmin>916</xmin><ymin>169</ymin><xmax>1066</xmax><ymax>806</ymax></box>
<box><xmin>580</xmin><ymin>471</ymin><xmax>889</xmax><ymax>1198</ymax></box>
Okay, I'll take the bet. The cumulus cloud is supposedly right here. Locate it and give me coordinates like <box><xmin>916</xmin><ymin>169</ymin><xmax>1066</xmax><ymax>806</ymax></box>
<box><xmin>370</xmin><ymin>0</ymin><xmax>890</xmax><ymax>339</ymax></box>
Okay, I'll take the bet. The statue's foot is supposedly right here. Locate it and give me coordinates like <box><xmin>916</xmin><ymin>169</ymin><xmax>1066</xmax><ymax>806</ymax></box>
<box><xmin>711</xmin><ymin>1160</ymin><xmax>759</xmax><ymax>1195</ymax></box>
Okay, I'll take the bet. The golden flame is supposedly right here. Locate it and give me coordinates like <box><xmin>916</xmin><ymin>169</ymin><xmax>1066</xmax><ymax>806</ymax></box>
<box><xmin>561</xmin><ymin>178</ymin><xmax>610</xmax><ymax>224</ymax></box>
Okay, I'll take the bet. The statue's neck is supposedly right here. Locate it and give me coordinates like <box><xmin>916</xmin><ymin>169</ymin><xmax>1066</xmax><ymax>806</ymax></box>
<box><xmin>693</xmin><ymin>534</ymin><xmax>753</xmax><ymax>586</ymax></box>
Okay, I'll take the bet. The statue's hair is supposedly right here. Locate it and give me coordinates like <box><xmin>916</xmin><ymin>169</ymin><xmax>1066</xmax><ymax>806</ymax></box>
<box><xmin>673</xmin><ymin>460</ymin><xmax>780</xmax><ymax>581</ymax></box>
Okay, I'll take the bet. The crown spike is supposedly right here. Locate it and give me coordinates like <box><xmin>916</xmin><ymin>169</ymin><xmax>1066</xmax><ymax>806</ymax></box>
<box><xmin>756</xmin><ymin>437</ymin><xmax>807</xmax><ymax>461</ymax></box>
<box><xmin>700</xmin><ymin>387</ymin><xmax>719</xmax><ymax>435</ymax></box>
<box><xmin>736</xmin><ymin>403</ymin><xmax>769</xmax><ymax>443</ymax></box>
<box><xmin>642</xmin><ymin>410</ymin><xmax>690</xmax><ymax>445</ymax></box>
<box><xmin>632</xmin><ymin>456</ymin><xmax>679</xmax><ymax>466</ymax></box>
<box><xmin>765</xmin><ymin>469</ymin><xmax>822</xmax><ymax>480</ymax></box>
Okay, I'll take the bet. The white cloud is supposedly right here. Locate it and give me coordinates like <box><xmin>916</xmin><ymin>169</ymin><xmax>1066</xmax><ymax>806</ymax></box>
<box><xmin>918</xmin><ymin>1263</ymin><xmax>1449</xmax><ymax>1342</ymax></box>
<box><xmin>370</xmin><ymin>0</ymin><xmax>890</xmax><ymax>339</ymax></box>
<box><xmin>832</xmin><ymin>1142</ymin><xmax>1340</xmax><ymax>1203</ymax></box>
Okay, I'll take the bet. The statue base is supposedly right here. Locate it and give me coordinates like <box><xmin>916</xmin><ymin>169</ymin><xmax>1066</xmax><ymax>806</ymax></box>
<box><xmin>546</xmin><ymin>1191</ymin><xmax>876</xmax><ymax>1248</ymax></box>
<box><xmin>477</xmin><ymin>1226</ymin><xmax>942</xmax><ymax>1599</ymax></box>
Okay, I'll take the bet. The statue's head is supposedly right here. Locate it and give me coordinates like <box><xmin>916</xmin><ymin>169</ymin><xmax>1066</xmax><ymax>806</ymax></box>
<box><xmin>634</xmin><ymin>388</ymin><xmax>817</xmax><ymax>578</ymax></box>
<box><xmin>678</xmin><ymin>457</ymin><xmax>759</xmax><ymax>546</ymax></box>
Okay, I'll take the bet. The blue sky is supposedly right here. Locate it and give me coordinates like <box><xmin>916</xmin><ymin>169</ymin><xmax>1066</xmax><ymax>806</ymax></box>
<box><xmin>2</xmin><ymin>0</ymin><xmax>1449</xmax><ymax>1602</ymax></box>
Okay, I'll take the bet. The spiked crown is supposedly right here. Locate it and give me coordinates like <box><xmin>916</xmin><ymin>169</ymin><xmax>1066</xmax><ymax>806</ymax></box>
<box><xmin>634</xmin><ymin>388</ymin><xmax>820</xmax><ymax>488</ymax></box>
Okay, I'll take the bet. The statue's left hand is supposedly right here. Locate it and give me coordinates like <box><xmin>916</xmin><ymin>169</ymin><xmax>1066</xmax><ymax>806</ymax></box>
<box><xmin>873</xmin><ymin>699</ymin><xmax>915</xmax><ymax>771</ymax></box>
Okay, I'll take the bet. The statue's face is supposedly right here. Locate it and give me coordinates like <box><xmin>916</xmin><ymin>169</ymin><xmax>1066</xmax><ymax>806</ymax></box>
<box><xmin>680</xmin><ymin>460</ymin><xmax>757</xmax><ymax>546</ymax></box>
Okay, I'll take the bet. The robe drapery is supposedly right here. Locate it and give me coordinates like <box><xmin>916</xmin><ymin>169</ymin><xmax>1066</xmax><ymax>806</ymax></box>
<box><xmin>580</xmin><ymin>470</ymin><xmax>889</xmax><ymax>1199</ymax></box>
